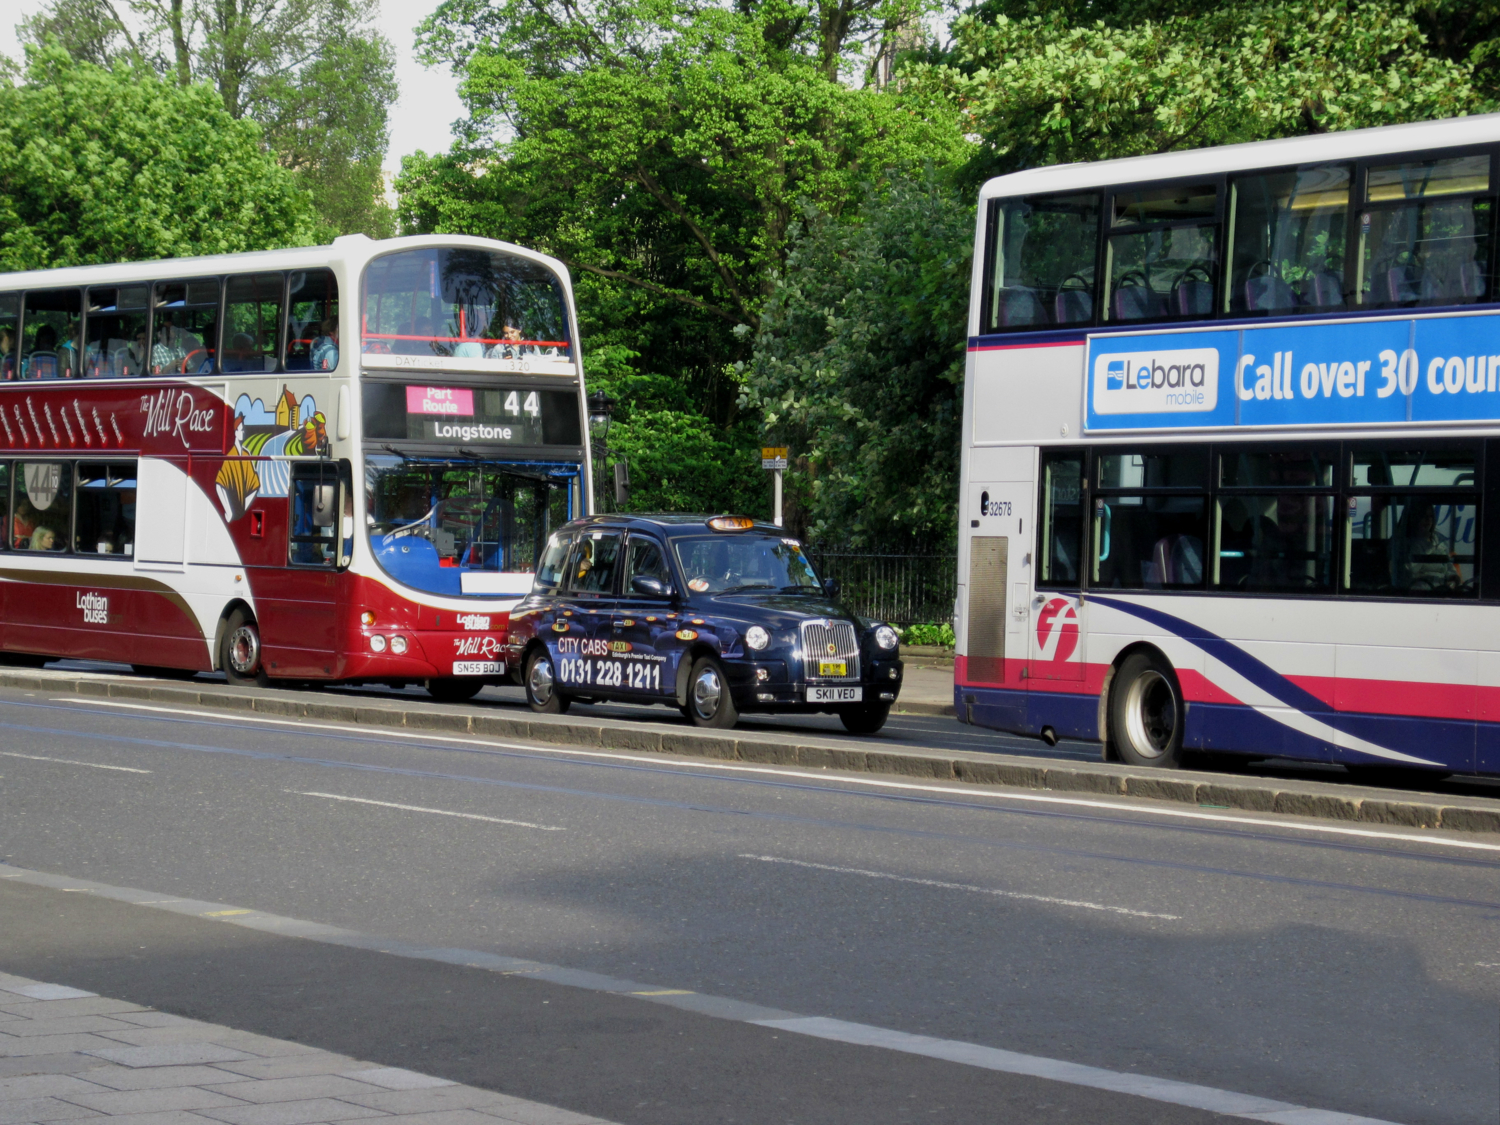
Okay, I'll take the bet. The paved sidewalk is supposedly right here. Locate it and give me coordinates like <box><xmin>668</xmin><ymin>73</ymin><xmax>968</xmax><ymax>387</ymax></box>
<box><xmin>0</xmin><ymin>972</ymin><xmax>618</xmax><ymax>1125</ymax></box>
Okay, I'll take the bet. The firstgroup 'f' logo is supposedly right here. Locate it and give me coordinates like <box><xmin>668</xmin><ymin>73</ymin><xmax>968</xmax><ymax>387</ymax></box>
<box><xmin>1035</xmin><ymin>598</ymin><xmax>1080</xmax><ymax>662</ymax></box>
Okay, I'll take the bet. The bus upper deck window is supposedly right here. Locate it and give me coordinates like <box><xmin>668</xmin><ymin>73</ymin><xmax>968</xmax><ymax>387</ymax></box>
<box><xmin>287</xmin><ymin>269</ymin><xmax>338</xmax><ymax>372</ymax></box>
<box><xmin>0</xmin><ymin>294</ymin><xmax>17</xmax><ymax>381</ymax></box>
<box><xmin>223</xmin><ymin>273</ymin><xmax>284</xmax><ymax>374</ymax></box>
<box><xmin>1357</xmin><ymin>152</ymin><xmax>1492</xmax><ymax>309</ymax></box>
<box><xmin>985</xmin><ymin>194</ymin><xmax>1100</xmax><ymax>332</ymax></box>
<box><xmin>1105</xmin><ymin>182</ymin><xmax>1219</xmax><ymax>323</ymax></box>
<box><xmin>150</xmin><ymin>279</ymin><xmax>220</xmax><ymax>376</ymax></box>
<box><xmin>1228</xmin><ymin>166</ymin><xmax>1350</xmax><ymax>316</ymax></box>
<box><xmin>21</xmin><ymin>289</ymin><xmax>82</xmax><ymax>380</ymax></box>
<box><xmin>84</xmin><ymin>286</ymin><xmax>150</xmax><ymax>378</ymax></box>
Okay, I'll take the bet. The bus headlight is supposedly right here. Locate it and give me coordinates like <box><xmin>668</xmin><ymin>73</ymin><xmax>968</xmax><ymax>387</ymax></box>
<box><xmin>745</xmin><ymin>626</ymin><xmax>770</xmax><ymax>651</ymax></box>
<box><xmin>390</xmin><ymin>635</ymin><xmax>408</xmax><ymax>655</ymax></box>
<box><xmin>369</xmin><ymin>634</ymin><xmax>388</xmax><ymax>653</ymax></box>
<box><xmin>874</xmin><ymin>625</ymin><xmax>899</xmax><ymax>650</ymax></box>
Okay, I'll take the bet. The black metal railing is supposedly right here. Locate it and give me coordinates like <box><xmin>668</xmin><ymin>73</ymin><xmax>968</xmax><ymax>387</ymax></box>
<box><xmin>807</xmin><ymin>551</ymin><xmax>957</xmax><ymax>625</ymax></box>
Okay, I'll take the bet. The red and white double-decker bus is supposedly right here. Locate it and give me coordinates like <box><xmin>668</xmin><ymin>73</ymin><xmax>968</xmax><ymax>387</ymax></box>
<box><xmin>0</xmin><ymin>234</ymin><xmax>591</xmax><ymax>700</ymax></box>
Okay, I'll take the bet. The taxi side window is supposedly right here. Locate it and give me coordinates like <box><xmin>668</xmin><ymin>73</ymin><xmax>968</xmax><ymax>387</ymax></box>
<box><xmin>567</xmin><ymin>531</ymin><xmax>622</xmax><ymax>594</ymax></box>
<box><xmin>534</xmin><ymin>532</ymin><xmax>573</xmax><ymax>591</ymax></box>
<box><xmin>623</xmin><ymin>536</ymin><xmax>671</xmax><ymax>589</ymax></box>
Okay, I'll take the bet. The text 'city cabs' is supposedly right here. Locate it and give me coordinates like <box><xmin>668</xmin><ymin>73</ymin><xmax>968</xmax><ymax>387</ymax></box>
<box><xmin>504</xmin><ymin>514</ymin><xmax>904</xmax><ymax>731</ymax></box>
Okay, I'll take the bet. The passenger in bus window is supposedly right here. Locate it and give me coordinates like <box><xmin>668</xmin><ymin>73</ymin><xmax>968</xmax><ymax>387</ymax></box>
<box><xmin>29</xmin><ymin>526</ymin><xmax>57</xmax><ymax>551</ymax></box>
<box><xmin>310</xmin><ymin>318</ymin><xmax>339</xmax><ymax>370</ymax></box>
<box><xmin>12</xmin><ymin>499</ymin><xmax>36</xmax><ymax>547</ymax></box>
<box><xmin>1401</xmin><ymin>501</ymin><xmax>1460</xmax><ymax>589</ymax></box>
<box><xmin>24</xmin><ymin>325</ymin><xmax>61</xmax><ymax>379</ymax></box>
<box><xmin>0</xmin><ymin>329</ymin><xmax>14</xmax><ymax>380</ymax></box>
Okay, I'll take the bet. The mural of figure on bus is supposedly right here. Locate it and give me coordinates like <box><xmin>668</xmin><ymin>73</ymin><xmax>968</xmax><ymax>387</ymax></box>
<box><xmin>216</xmin><ymin>413</ymin><xmax>262</xmax><ymax>522</ymax></box>
<box><xmin>231</xmin><ymin>386</ymin><xmax>329</xmax><ymax>499</ymax></box>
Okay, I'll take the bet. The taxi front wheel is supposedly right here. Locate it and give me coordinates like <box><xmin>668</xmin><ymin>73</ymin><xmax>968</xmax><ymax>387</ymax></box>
<box><xmin>839</xmin><ymin>702</ymin><xmax>890</xmax><ymax>735</ymax></box>
<box><xmin>525</xmin><ymin>649</ymin><xmax>571</xmax><ymax>714</ymax></box>
<box><xmin>687</xmin><ymin>656</ymin><xmax>739</xmax><ymax>729</ymax></box>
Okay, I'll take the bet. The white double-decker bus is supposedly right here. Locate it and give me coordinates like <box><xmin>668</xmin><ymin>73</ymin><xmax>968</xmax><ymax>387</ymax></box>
<box><xmin>956</xmin><ymin>113</ymin><xmax>1500</xmax><ymax>778</ymax></box>
<box><xmin>0</xmin><ymin>234</ymin><xmax>590</xmax><ymax>700</ymax></box>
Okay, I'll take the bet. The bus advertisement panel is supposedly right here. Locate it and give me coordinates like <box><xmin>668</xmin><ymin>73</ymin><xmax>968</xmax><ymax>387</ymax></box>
<box><xmin>956</xmin><ymin>113</ymin><xmax>1500</xmax><ymax>778</ymax></box>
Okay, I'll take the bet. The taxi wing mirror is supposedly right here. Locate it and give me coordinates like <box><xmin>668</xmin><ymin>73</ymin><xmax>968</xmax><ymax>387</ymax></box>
<box><xmin>822</xmin><ymin>577</ymin><xmax>840</xmax><ymax>599</ymax></box>
<box><xmin>632</xmin><ymin>575</ymin><xmax>669</xmax><ymax>597</ymax></box>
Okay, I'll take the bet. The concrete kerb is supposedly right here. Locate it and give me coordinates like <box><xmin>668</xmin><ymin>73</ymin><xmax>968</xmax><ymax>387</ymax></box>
<box><xmin>7</xmin><ymin>668</ymin><xmax>1500</xmax><ymax>837</ymax></box>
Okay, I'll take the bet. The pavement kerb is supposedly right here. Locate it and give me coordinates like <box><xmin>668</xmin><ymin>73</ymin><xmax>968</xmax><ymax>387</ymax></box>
<box><xmin>8</xmin><ymin>667</ymin><xmax>1500</xmax><ymax>837</ymax></box>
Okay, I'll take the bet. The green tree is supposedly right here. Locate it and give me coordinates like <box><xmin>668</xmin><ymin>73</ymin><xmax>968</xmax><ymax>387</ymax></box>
<box><xmin>19</xmin><ymin>0</ymin><xmax>397</xmax><ymax>238</ymax></box>
<box><xmin>0</xmin><ymin>46</ymin><xmax>317</xmax><ymax>270</ymax></box>
<box><xmin>745</xmin><ymin>172</ymin><xmax>971</xmax><ymax>547</ymax></box>
<box><xmin>910</xmin><ymin>0</ymin><xmax>1491</xmax><ymax>184</ymax></box>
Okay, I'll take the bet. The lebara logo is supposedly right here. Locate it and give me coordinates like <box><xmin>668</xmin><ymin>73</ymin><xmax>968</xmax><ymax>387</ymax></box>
<box><xmin>1035</xmin><ymin>598</ymin><xmax>1079</xmax><ymax>663</ymax></box>
<box><xmin>1093</xmin><ymin>347</ymin><xmax>1219</xmax><ymax>415</ymax></box>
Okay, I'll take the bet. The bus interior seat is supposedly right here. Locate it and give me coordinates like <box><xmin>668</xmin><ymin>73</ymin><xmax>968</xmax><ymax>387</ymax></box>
<box><xmin>1113</xmin><ymin>283</ymin><xmax>1163</xmax><ymax>321</ymax></box>
<box><xmin>1304</xmin><ymin>271</ymin><xmax>1345</xmax><ymax>308</ymax></box>
<box><xmin>996</xmin><ymin>288</ymin><xmax>1047</xmax><ymax>326</ymax></box>
<box><xmin>1054</xmin><ymin>288</ymin><xmax>1092</xmax><ymax>323</ymax></box>
<box><xmin>1383</xmin><ymin>264</ymin><xmax>1421</xmax><ymax>304</ymax></box>
<box><xmin>1172</xmin><ymin>278</ymin><xmax>1214</xmax><ymax>316</ymax></box>
<box><xmin>1150</xmin><ymin>534</ymin><xmax>1204</xmax><ymax>586</ymax></box>
<box><xmin>1421</xmin><ymin>258</ymin><xmax>1486</xmax><ymax>302</ymax></box>
<box><xmin>1245</xmin><ymin>275</ymin><xmax>1296</xmax><ymax>312</ymax></box>
<box><xmin>28</xmin><ymin>352</ymin><xmax>59</xmax><ymax>379</ymax></box>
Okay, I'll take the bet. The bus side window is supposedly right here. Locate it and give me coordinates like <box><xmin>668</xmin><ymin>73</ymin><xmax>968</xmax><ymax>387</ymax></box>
<box><xmin>75</xmin><ymin>462</ymin><xmax>137</xmax><ymax>556</ymax></box>
<box><xmin>0</xmin><ymin>294</ymin><xmax>16</xmax><ymax>381</ymax></box>
<box><xmin>986</xmin><ymin>194</ymin><xmax>1100</xmax><ymax>332</ymax></box>
<box><xmin>1038</xmin><ymin>451</ymin><xmax>1084</xmax><ymax>587</ymax></box>
<box><xmin>1105</xmin><ymin>182</ymin><xmax>1219</xmax><ymax>323</ymax></box>
<box><xmin>289</xmin><ymin>462</ymin><xmax>341</xmax><ymax>567</ymax></box>
<box><xmin>287</xmin><ymin>269</ymin><xmax>339</xmax><ymax>372</ymax></box>
<box><xmin>14</xmin><ymin>462</ymin><xmax>72</xmax><ymax>552</ymax></box>
<box><xmin>1228</xmin><ymin>166</ymin><xmax>1350</xmax><ymax>316</ymax></box>
<box><xmin>223</xmin><ymin>273</ymin><xmax>284</xmax><ymax>373</ymax></box>
<box><xmin>1092</xmin><ymin>450</ymin><xmax>1208</xmax><ymax>589</ymax></box>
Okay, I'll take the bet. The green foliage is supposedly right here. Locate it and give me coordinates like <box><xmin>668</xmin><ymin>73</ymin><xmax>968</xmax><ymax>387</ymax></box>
<box><xmin>0</xmin><ymin>47</ymin><xmax>317</xmax><ymax>271</ymax></box>
<box><xmin>19</xmin><ymin>0</ymin><xmax>396</xmax><ymax>238</ymax></box>
<box><xmin>745</xmin><ymin>171</ymin><xmax>971</xmax><ymax>549</ymax></box>
<box><xmin>899</xmin><ymin>621</ymin><xmax>954</xmax><ymax>646</ymax></box>
<box><xmin>910</xmin><ymin>0</ymin><xmax>1492</xmax><ymax>183</ymax></box>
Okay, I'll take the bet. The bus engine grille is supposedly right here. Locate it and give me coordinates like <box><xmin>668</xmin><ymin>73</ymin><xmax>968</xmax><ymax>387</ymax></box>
<box><xmin>801</xmin><ymin>619</ymin><xmax>860</xmax><ymax>681</ymax></box>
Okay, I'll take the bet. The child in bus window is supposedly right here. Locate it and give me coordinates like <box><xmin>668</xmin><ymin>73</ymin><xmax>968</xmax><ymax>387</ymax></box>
<box><xmin>310</xmin><ymin>318</ymin><xmax>339</xmax><ymax>370</ymax></box>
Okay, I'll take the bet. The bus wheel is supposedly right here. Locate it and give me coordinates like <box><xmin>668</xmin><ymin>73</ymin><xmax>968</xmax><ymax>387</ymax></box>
<box><xmin>1110</xmin><ymin>652</ymin><xmax>1183</xmax><ymax>767</ymax></box>
<box><xmin>687</xmin><ymin>656</ymin><xmax>738</xmax><ymax>729</ymax></box>
<box><xmin>132</xmin><ymin>665</ymin><xmax>199</xmax><ymax>681</ymax></box>
<box><xmin>220</xmin><ymin>612</ymin><xmax>268</xmax><ymax>688</ymax></box>
<box><xmin>525</xmin><ymin>649</ymin><xmax>570</xmax><ymax>714</ymax></box>
<box><xmin>427</xmin><ymin>678</ymin><xmax>484</xmax><ymax>703</ymax></box>
<box><xmin>839</xmin><ymin>702</ymin><xmax>891</xmax><ymax>735</ymax></box>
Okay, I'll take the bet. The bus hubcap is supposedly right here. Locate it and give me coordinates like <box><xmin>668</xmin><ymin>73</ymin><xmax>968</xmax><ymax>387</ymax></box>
<box><xmin>1124</xmin><ymin>669</ymin><xmax>1176</xmax><ymax>757</ymax></box>
<box><xmin>227</xmin><ymin>625</ymin><xmax>259</xmax><ymax>675</ymax></box>
<box><xmin>692</xmin><ymin>667</ymin><xmax>722</xmax><ymax>718</ymax></box>
<box><xmin>529</xmin><ymin>657</ymin><xmax>554</xmax><ymax>704</ymax></box>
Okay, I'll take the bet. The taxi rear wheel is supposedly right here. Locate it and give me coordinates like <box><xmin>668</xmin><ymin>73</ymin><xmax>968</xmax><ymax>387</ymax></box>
<box><xmin>525</xmin><ymin>648</ymin><xmax>570</xmax><ymax>714</ymax></box>
<box><xmin>687</xmin><ymin>656</ymin><xmax>738</xmax><ymax>729</ymax></box>
<box><xmin>839</xmin><ymin>702</ymin><xmax>890</xmax><ymax>735</ymax></box>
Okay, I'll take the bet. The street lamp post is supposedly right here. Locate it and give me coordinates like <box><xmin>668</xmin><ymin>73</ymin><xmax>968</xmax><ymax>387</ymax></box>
<box><xmin>587</xmin><ymin>390</ymin><xmax>628</xmax><ymax>510</ymax></box>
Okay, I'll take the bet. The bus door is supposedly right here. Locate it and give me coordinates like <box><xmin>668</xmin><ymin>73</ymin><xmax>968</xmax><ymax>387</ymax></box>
<box><xmin>1028</xmin><ymin>451</ymin><xmax>1087</xmax><ymax>687</ymax></box>
<box><xmin>963</xmin><ymin>477</ymin><xmax>1030</xmax><ymax>704</ymax></box>
<box><xmin>260</xmin><ymin>461</ymin><xmax>350</xmax><ymax>678</ymax></box>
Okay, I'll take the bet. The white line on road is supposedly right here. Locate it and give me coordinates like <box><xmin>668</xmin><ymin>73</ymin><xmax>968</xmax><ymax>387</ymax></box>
<box><xmin>740</xmin><ymin>854</ymin><xmax>1180</xmax><ymax>920</ymax></box>
<box><xmin>0</xmin><ymin>749</ymin><xmax>151</xmax><ymax>773</ymax></box>
<box><xmin>54</xmin><ymin>697</ymin><xmax>1500</xmax><ymax>853</ymax></box>
<box><xmin>289</xmin><ymin>790</ymin><xmax>564</xmax><ymax>831</ymax></box>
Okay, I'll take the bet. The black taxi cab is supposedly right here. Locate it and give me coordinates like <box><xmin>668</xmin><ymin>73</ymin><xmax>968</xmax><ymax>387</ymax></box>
<box><xmin>503</xmin><ymin>514</ymin><xmax>904</xmax><ymax>731</ymax></box>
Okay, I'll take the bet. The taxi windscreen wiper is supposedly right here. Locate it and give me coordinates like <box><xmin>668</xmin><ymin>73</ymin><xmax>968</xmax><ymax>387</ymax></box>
<box><xmin>717</xmin><ymin>582</ymin><xmax>777</xmax><ymax>594</ymax></box>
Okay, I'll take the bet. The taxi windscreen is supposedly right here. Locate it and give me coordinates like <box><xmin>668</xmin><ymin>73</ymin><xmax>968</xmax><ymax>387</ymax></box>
<box><xmin>673</xmin><ymin>535</ymin><xmax>820</xmax><ymax>595</ymax></box>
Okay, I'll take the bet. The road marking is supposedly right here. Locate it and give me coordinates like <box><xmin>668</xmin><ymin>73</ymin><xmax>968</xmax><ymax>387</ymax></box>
<box><xmin>289</xmin><ymin>790</ymin><xmax>565</xmax><ymax>831</ymax></box>
<box><xmin>741</xmin><ymin>854</ymin><xmax>1180</xmax><ymax>920</ymax></box>
<box><xmin>204</xmin><ymin>909</ymin><xmax>252</xmax><ymax>917</ymax></box>
<box><xmin>57</xmin><ymin>697</ymin><xmax>1500</xmax><ymax>854</ymax></box>
<box><xmin>0</xmin><ymin>749</ymin><xmax>150</xmax><ymax>773</ymax></box>
<box><xmin>0</xmin><ymin>861</ymin><xmax>1408</xmax><ymax>1125</ymax></box>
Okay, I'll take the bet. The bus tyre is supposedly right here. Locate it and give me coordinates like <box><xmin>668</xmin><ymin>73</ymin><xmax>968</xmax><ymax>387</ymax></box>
<box><xmin>839</xmin><ymin>702</ymin><xmax>891</xmax><ymax>735</ymax></box>
<box><xmin>1109</xmin><ymin>652</ymin><xmax>1184</xmax><ymax>768</ymax></box>
<box><xmin>220</xmin><ymin>612</ymin><xmax>268</xmax><ymax>688</ymax></box>
<box><xmin>427</xmin><ymin>678</ymin><xmax>484</xmax><ymax>703</ymax></box>
<box><xmin>687</xmin><ymin>656</ymin><xmax>738</xmax><ymax>729</ymax></box>
<box><xmin>525</xmin><ymin>648</ymin><xmax>570</xmax><ymax>714</ymax></box>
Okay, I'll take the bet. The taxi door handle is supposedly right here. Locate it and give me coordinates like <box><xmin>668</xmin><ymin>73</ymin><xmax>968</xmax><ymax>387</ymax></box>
<box><xmin>612</xmin><ymin>621</ymin><xmax>627</xmax><ymax>630</ymax></box>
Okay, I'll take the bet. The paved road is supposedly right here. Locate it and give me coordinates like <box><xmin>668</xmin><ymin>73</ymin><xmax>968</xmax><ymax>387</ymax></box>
<box><xmin>0</xmin><ymin>685</ymin><xmax>1496</xmax><ymax>1125</ymax></box>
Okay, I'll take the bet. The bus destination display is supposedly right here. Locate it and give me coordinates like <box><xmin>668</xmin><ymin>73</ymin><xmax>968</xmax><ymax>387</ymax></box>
<box><xmin>362</xmin><ymin>382</ymin><xmax>583</xmax><ymax>447</ymax></box>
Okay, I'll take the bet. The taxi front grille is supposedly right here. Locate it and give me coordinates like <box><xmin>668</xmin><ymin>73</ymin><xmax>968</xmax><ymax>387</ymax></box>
<box><xmin>801</xmin><ymin>619</ymin><xmax>860</xmax><ymax>681</ymax></box>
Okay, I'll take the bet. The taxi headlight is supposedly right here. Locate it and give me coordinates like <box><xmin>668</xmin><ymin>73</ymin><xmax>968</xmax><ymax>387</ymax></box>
<box><xmin>874</xmin><ymin>625</ymin><xmax>899</xmax><ymax>651</ymax></box>
<box><xmin>745</xmin><ymin>625</ymin><xmax>770</xmax><ymax>651</ymax></box>
<box><xmin>390</xmin><ymin>635</ymin><xmax>408</xmax><ymax>655</ymax></box>
<box><xmin>369</xmin><ymin>634</ymin><xmax>388</xmax><ymax>653</ymax></box>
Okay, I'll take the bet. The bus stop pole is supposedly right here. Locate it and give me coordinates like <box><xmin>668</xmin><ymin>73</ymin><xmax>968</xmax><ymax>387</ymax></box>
<box><xmin>774</xmin><ymin>468</ymin><xmax>783</xmax><ymax>528</ymax></box>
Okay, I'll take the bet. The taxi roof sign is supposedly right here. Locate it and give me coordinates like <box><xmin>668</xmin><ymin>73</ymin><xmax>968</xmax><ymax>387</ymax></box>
<box><xmin>707</xmin><ymin>515</ymin><xmax>756</xmax><ymax>532</ymax></box>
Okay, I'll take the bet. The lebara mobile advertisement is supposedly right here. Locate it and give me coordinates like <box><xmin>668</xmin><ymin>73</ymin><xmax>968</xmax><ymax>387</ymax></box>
<box><xmin>1085</xmin><ymin>309</ymin><xmax>1500</xmax><ymax>431</ymax></box>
